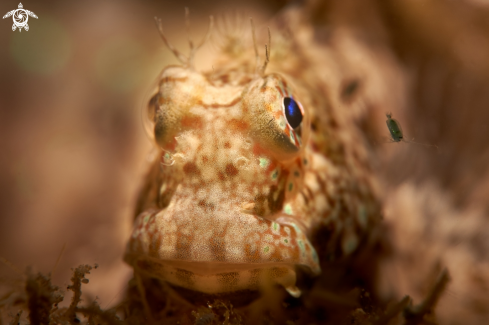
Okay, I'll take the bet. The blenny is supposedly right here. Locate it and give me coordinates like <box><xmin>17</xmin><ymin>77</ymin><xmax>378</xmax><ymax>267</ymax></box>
<box><xmin>124</xmin><ymin>7</ymin><xmax>381</xmax><ymax>310</ymax></box>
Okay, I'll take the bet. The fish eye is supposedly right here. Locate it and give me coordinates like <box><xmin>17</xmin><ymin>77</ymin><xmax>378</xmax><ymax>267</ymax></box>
<box><xmin>283</xmin><ymin>97</ymin><xmax>303</xmax><ymax>129</ymax></box>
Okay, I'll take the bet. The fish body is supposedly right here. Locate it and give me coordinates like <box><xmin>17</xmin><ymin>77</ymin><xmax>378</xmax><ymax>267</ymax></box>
<box><xmin>124</xmin><ymin>6</ymin><xmax>382</xmax><ymax>308</ymax></box>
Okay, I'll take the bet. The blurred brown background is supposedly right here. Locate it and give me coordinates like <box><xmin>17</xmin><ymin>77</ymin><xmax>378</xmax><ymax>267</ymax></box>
<box><xmin>1</xmin><ymin>0</ymin><xmax>489</xmax><ymax>322</ymax></box>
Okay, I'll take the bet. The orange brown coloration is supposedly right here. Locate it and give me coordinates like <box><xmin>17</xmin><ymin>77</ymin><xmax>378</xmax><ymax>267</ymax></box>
<box><xmin>124</xmin><ymin>10</ymin><xmax>381</xmax><ymax>308</ymax></box>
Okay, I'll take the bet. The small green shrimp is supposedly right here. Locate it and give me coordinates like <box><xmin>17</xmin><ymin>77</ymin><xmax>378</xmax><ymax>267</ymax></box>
<box><xmin>385</xmin><ymin>113</ymin><xmax>438</xmax><ymax>151</ymax></box>
<box><xmin>385</xmin><ymin>113</ymin><xmax>403</xmax><ymax>142</ymax></box>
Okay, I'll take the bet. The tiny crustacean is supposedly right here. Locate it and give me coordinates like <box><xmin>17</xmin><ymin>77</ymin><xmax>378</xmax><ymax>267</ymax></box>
<box><xmin>385</xmin><ymin>112</ymin><xmax>438</xmax><ymax>150</ymax></box>
<box><xmin>124</xmin><ymin>9</ymin><xmax>381</xmax><ymax>313</ymax></box>
<box><xmin>385</xmin><ymin>113</ymin><xmax>403</xmax><ymax>142</ymax></box>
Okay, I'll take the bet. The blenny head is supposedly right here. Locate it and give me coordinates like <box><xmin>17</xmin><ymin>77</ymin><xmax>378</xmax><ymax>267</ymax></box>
<box><xmin>125</xmin><ymin>16</ymin><xmax>319</xmax><ymax>305</ymax></box>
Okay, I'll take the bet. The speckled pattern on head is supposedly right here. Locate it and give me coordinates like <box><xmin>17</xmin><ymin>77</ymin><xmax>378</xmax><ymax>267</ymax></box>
<box><xmin>125</xmin><ymin>12</ymin><xmax>381</xmax><ymax>304</ymax></box>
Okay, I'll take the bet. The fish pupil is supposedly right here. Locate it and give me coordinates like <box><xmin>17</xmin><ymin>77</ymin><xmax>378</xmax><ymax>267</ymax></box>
<box><xmin>283</xmin><ymin>97</ymin><xmax>303</xmax><ymax>129</ymax></box>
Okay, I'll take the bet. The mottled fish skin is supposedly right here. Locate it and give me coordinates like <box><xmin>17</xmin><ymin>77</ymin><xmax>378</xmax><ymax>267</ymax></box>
<box><xmin>125</xmin><ymin>7</ymin><xmax>381</xmax><ymax>303</ymax></box>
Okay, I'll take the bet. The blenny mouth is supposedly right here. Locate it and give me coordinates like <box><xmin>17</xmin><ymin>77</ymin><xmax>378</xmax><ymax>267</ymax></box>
<box><xmin>137</xmin><ymin>274</ymin><xmax>262</xmax><ymax>308</ymax></box>
<box><xmin>132</xmin><ymin>257</ymin><xmax>303</xmax><ymax>299</ymax></box>
<box><xmin>125</xmin><ymin>209</ymin><xmax>320</xmax><ymax>298</ymax></box>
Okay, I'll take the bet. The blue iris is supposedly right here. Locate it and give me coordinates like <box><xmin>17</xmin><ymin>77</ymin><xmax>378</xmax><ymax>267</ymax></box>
<box><xmin>283</xmin><ymin>97</ymin><xmax>303</xmax><ymax>129</ymax></box>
